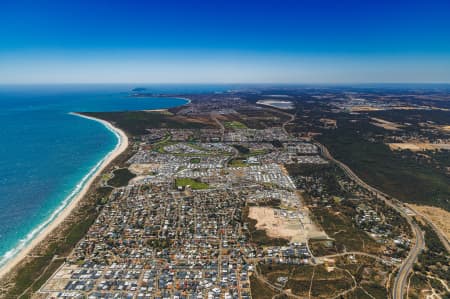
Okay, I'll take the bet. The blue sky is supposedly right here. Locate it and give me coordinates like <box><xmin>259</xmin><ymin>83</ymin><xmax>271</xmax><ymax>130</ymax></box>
<box><xmin>1</xmin><ymin>0</ymin><xmax>450</xmax><ymax>83</ymax></box>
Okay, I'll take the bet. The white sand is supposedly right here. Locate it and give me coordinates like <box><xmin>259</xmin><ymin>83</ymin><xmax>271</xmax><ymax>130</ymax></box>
<box><xmin>0</xmin><ymin>113</ymin><xmax>128</xmax><ymax>279</ymax></box>
<box><xmin>144</xmin><ymin>97</ymin><xmax>191</xmax><ymax>112</ymax></box>
<box><xmin>248</xmin><ymin>207</ymin><xmax>304</xmax><ymax>242</ymax></box>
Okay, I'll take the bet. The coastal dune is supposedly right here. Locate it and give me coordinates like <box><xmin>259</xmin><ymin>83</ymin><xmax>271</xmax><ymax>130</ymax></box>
<box><xmin>0</xmin><ymin>113</ymin><xmax>128</xmax><ymax>279</ymax></box>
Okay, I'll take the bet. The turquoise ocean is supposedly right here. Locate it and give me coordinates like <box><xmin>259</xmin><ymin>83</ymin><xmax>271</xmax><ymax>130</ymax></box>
<box><xmin>0</xmin><ymin>84</ymin><xmax>228</xmax><ymax>269</ymax></box>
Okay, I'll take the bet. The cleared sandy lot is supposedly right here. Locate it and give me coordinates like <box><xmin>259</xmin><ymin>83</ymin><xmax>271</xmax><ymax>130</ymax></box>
<box><xmin>409</xmin><ymin>204</ymin><xmax>450</xmax><ymax>242</ymax></box>
<box><xmin>370</xmin><ymin>117</ymin><xmax>404</xmax><ymax>131</ymax></box>
<box><xmin>388</xmin><ymin>143</ymin><xmax>450</xmax><ymax>151</ymax></box>
<box><xmin>129</xmin><ymin>163</ymin><xmax>159</xmax><ymax>175</ymax></box>
<box><xmin>350</xmin><ymin>106</ymin><xmax>383</xmax><ymax>112</ymax></box>
<box><xmin>248</xmin><ymin>206</ymin><xmax>326</xmax><ymax>243</ymax></box>
<box><xmin>350</xmin><ymin>106</ymin><xmax>427</xmax><ymax>112</ymax></box>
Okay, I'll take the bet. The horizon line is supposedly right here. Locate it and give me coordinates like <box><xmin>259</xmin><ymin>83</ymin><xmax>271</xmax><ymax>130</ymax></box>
<box><xmin>2</xmin><ymin>82</ymin><xmax>450</xmax><ymax>86</ymax></box>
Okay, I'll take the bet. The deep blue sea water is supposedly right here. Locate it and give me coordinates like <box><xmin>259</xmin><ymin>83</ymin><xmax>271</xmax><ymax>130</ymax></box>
<box><xmin>0</xmin><ymin>84</ymin><xmax>219</xmax><ymax>268</ymax></box>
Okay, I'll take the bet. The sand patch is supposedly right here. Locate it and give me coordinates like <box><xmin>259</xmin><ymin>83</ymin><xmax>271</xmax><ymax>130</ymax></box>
<box><xmin>350</xmin><ymin>106</ymin><xmax>383</xmax><ymax>112</ymax></box>
<box><xmin>388</xmin><ymin>143</ymin><xmax>450</xmax><ymax>152</ymax></box>
<box><xmin>350</xmin><ymin>106</ymin><xmax>425</xmax><ymax>112</ymax></box>
<box><xmin>248</xmin><ymin>207</ymin><xmax>326</xmax><ymax>243</ymax></box>
<box><xmin>143</xmin><ymin>109</ymin><xmax>173</xmax><ymax>115</ymax></box>
<box><xmin>249</xmin><ymin>207</ymin><xmax>303</xmax><ymax>242</ymax></box>
<box><xmin>370</xmin><ymin>117</ymin><xmax>404</xmax><ymax>131</ymax></box>
<box><xmin>129</xmin><ymin>163</ymin><xmax>159</xmax><ymax>175</ymax></box>
<box><xmin>409</xmin><ymin>204</ymin><xmax>450</xmax><ymax>242</ymax></box>
<box><xmin>40</xmin><ymin>264</ymin><xmax>76</xmax><ymax>291</ymax></box>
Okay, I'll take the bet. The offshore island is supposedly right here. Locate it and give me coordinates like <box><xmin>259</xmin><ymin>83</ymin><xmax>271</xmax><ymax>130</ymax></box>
<box><xmin>1</xmin><ymin>86</ymin><xmax>449</xmax><ymax>299</ymax></box>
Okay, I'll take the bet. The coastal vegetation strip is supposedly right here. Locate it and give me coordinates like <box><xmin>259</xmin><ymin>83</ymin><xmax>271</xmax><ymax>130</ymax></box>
<box><xmin>83</xmin><ymin>111</ymin><xmax>215</xmax><ymax>136</ymax></box>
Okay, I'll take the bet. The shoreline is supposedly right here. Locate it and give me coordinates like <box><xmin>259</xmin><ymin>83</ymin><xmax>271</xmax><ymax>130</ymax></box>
<box><xmin>144</xmin><ymin>97</ymin><xmax>191</xmax><ymax>112</ymax></box>
<box><xmin>176</xmin><ymin>97</ymin><xmax>191</xmax><ymax>105</ymax></box>
<box><xmin>0</xmin><ymin>112</ymin><xmax>129</xmax><ymax>279</ymax></box>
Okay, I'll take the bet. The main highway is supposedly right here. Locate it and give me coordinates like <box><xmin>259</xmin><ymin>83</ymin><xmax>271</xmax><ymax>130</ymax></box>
<box><xmin>264</xmin><ymin>107</ymin><xmax>426</xmax><ymax>299</ymax></box>
<box><xmin>315</xmin><ymin>142</ymin><xmax>425</xmax><ymax>299</ymax></box>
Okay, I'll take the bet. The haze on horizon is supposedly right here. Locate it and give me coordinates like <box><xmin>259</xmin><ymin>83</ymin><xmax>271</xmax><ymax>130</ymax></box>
<box><xmin>1</xmin><ymin>0</ymin><xmax>450</xmax><ymax>84</ymax></box>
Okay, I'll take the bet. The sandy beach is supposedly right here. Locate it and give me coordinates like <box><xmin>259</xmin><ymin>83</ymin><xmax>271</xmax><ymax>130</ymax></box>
<box><xmin>143</xmin><ymin>97</ymin><xmax>191</xmax><ymax>113</ymax></box>
<box><xmin>0</xmin><ymin>113</ymin><xmax>128</xmax><ymax>279</ymax></box>
<box><xmin>142</xmin><ymin>97</ymin><xmax>191</xmax><ymax>113</ymax></box>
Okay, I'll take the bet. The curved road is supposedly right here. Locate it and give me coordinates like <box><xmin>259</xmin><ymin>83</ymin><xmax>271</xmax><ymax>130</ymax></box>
<box><xmin>407</xmin><ymin>206</ymin><xmax>450</xmax><ymax>253</ymax></box>
<box><xmin>260</xmin><ymin>107</ymin><xmax>429</xmax><ymax>299</ymax></box>
<box><xmin>268</xmin><ymin>107</ymin><xmax>422</xmax><ymax>298</ymax></box>
<box><xmin>315</xmin><ymin>142</ymin><xmax>425</xmax><ymax>299</ymax></box>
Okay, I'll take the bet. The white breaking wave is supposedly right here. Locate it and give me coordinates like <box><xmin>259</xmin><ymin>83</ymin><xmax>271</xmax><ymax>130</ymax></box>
<box><xmin>0</xmin><ymin>112</ymin><xmax>122</xmax><ymax>269</ymax></box>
